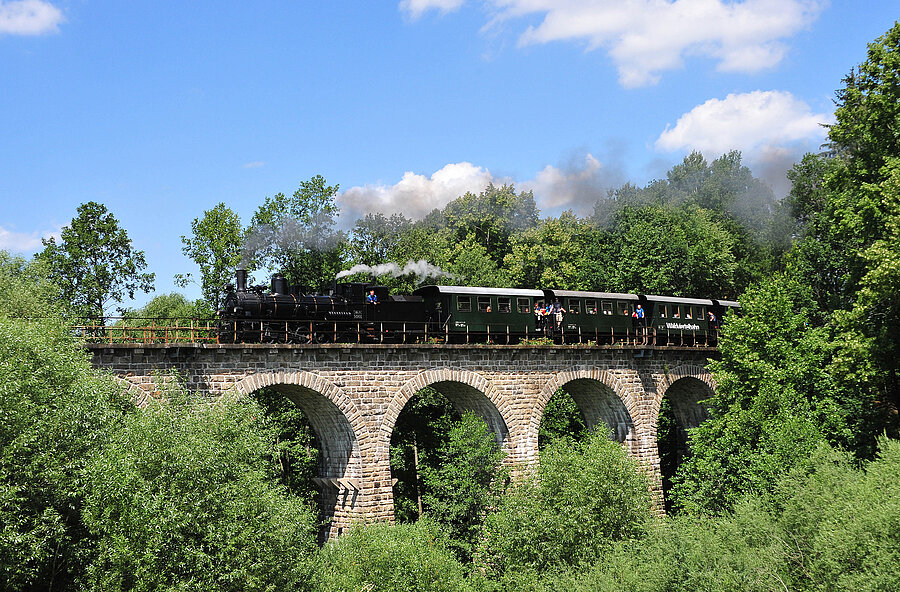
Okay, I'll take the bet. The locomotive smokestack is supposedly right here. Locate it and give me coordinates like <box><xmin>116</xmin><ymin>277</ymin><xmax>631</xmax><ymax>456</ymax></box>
<box><xmin>271</xmin><ymin>273</ymin><xmax>288</xmax><ymax>295</ymax></box>
<box><xmin>235</xmin><ymin>269</ymin><xmax>248</xmax><ymax>293</ymax></box>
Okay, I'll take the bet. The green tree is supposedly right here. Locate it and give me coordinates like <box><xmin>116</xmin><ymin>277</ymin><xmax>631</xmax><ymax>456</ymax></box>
<box><xmin>175</xmin><ymin>202</ymin><xmax>244</xmax><ymax>310</ymax></box>
<box><xmin>477</xmin><ymin>431</ymin><xmax>652</xmax><ymax>578</ymax></box>
<box><xmin>787</xmin><ymin>22</ymin><xmax>900</xmax><ymax>449</ymax></box>
<box><xmin>38</xmin><ymin>201</ymin><xmax>154</xmax><ymax>318</ymax></box>
<box><xmin>81</xmin><ymin>393</ymin><xmax>318</xmax><ymax>591</ymax></box>
<box><xmin>446</xmin><ymin>234</ymin><xmax>509</xmax><ymax>287</ymax></box>
<box><xmin>538</xmin><ymin>389</ymin><xmax>588</xmax><ymax>449</ymax></box>
<box><xmin>776</xmin><ymin>439</ymin><xmax>900</xmax><ymax>591</ymax></box>
<box><xmin>505</xmin><ymin>212</ymin><xmax>609</xmax><ymax>290</ymax></box>
<box><xmin>346</xmin><ymin>212</ymin><xmax>412</xmax><ymax>267</ymax></box>
<box><xmin>390</xmin><ymin>388</ymin><xmax>456</xmax><ymax>523</ymax></box>
<box><xmin>0</xmin><ymin>250</ymin><xmax>65</xmax><ymax>318</ymax></box>
<box><xmin>670</xmin><ymin>274</ymin><xmax>838</xmax><ymax>514</ymax></box>
<box><xmin>441</xmin><ymin>184</ymin><xmax>539</xmax><ymax>263</ymax></box>
<box><xmin>248</xmin><ymin>175</ymin><xmax>344</xmax><ymax>290</ymax></box>
<box><xmin>252</xmin><ymin>389</ymin><xmax>319</xmax><ymax>503</ymax></box>
<box><xmin>0</xmin><ymin>315</ymin><xmax>132</xmax><ymax>590</ymax></box>
<box><xmin>312</xmin><ymin>521</ymin><xmax>475</xmax><ymax>592</ymax></box>
<box><xmin>420</xmin><ymin>411</ymin><xmax>508</xmax><ymax>560</ymax></box>
<box><xmin>606</xmin><ymin>205</ymin><xmax>738</xmax><ymax>297</ymax></box>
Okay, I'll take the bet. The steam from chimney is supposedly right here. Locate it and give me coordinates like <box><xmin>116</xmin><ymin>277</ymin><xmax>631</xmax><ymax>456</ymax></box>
<box><xmin>336</xmin><ymin>259</ymin><xmax>455</xmax><ymax>283</ymax></box>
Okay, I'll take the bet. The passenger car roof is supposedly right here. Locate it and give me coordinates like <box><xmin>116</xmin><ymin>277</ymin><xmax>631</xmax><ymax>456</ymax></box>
<box><xmin>414</xmin><ymin>285</ymin><xmax>544</xmax><ymax>297</ymax></box>
<box><xmin>546</xmin><ymin>289</ymin><xmax>640</xmax><ymax>301</ymax></box>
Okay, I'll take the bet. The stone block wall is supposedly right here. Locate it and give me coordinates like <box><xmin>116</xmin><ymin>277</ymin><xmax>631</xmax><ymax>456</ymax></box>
<box><xmin>88</xmin><ymin>343</ymin><xmax>717</xmax><ymax>539</ymax></box>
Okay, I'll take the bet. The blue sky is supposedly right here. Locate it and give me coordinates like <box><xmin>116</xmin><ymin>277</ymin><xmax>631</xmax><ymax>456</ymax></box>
<box><xmin>1</xmin><ymin>1</ymin><xmax>898</xmax><ymax>307</ymax></box>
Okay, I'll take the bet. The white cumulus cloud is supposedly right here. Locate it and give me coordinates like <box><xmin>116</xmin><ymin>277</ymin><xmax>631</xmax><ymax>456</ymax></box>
<box><xmin>339</xmin><ymin>154</ymin><xmax>622</xmax><ymax>222</ymax></box>
<box><xmin>655</xmin><ymin>90</ymin><xmax>832</xmax><ymax>194</ymax></box>
<box><xmin>0</xmin><ymin>225</ymin><xmax>59</xmax><ymax>253</ymax></box>
<box><xmin>401</xmin><ymin>0</ymin><xmax>824</xmax><ymax>87</ymax></box>
<box><xmin>655</xmin><ymin>90</ymin><xmax>830</xmax><ymax>156</ymax></box>
<box><xmin>338</xmin><ymin>162</ymin><xmax>497</xmax><ymax>222</ymax></box>
<box><xmin>522</xmin><ymin>152</ymin><xmax>624</xmax><ymax>215</ymax></box>
<box><xmin>400</xmin><ymin>0</ymin><xmax>466</xmax><ymax>19</ymax></box>
<box><xmin>0</xmin><ymin>0</ymin><xmax>64</xmax><ymax>35</ymax></box>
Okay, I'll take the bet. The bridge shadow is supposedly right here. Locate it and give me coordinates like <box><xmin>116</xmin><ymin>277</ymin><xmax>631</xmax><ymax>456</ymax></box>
<box><xmin>387</xmin><ymin>374</ymin><xmax>511</xmax><ymax>523</ymax></box>
<box><xmin>555</xmin><ymin>378</ymin><xmax>636</xmax><ymax>449</ymax></box>
<box><xmin>657</xmin><ymin>376</ymin><xmax>714</xmax><ymax>513</ymax></box>
<box><xmin>237</xmin><ymin>376</ymin><xmax>363</xmax><ymax>543</ymax></box>
<box><xmin>535</xmin><ymin>373</ymin><xmax>637</xmax><ymax>457</ymax></box>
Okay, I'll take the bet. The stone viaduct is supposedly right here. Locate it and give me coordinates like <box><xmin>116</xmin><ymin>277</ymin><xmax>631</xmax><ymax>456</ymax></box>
<box><xmin>86</xmin><ymin>342</ymin><xmax>717</xmax><ymax>540</ymax></box>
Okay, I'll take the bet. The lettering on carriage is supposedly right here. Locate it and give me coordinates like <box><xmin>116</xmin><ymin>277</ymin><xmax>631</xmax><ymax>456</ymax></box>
<box><xmin>665</xmin><ymin>322</ymin><xmax>701</xmax><ymax>330</ymax></box>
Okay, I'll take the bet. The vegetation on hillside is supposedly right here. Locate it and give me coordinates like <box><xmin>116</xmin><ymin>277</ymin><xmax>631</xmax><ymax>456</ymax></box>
<box><xmin>2</xmin><ymin>20</ymin><xmax>900</xmax><ymax>592</ymax></box>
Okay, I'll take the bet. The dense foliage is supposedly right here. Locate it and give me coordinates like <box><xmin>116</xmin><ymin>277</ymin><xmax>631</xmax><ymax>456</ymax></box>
<box><xmin>38</xmin><ymin>201</ymin><xmax>154</xmax><ymax>318</ymax></box>
<box><xmin>82</xmin><ymin>393</ymin><xmax>318</xmax><ymax>591</ymax></box>
<box><xmin>477</xmin><ymin>432</ymin><xmax>653</xmax><ymax>580</ymax></box>
<box><xmin>4</xmin><ymin>19</ymin><xmax>900</xmax><ymax>592</ymax></box>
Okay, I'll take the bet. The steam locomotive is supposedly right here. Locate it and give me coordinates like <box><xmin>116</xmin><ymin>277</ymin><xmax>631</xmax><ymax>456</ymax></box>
<box><xmin>217</xmin><ymin>270</ymin><xmax>739</xmax><ymax>346</ymax></box>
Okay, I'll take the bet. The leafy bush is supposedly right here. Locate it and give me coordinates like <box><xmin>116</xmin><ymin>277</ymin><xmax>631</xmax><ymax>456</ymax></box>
<box><xmin>776</xmin><ymin>439</ymin><xmax>900</xmax><ymax>591</ymax></box>
<box><xmin>312</xmin><ymin>520</ymin><xmax>475</xmax><ymax>592</ymax></box>
<box><xmin>477</xmin><ymin>431</ymin><xmax>652</xmax><ymax>577</ymax></box>
<box><xmin>420</xmin><ymin>411</ymin><xmax>508</xmax><ymax>560</ymax></box>
<box><xmin>0</xmin><ymin>315</ymin><xmax>132</xmax><ymax>590</ymax></box>
<box><xmin>671</xmin><ymin>274</ymin><xmax>836</xmax><ymax>514</ymax></box>
<box><xmin>81</xmin><ymin>393</ymin><xmax>319</xmax><ymax>591</ymax></box>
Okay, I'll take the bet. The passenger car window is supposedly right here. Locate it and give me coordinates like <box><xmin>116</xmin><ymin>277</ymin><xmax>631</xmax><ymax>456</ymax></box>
<box><xmin>586</xmin><ymin>299</ymin><xmax>597</xmax><ymax>314</ymax></box>
<box><xmin>478</xmin><ymin>297</ymin><xmax>491</xmax><ymax>312</ymax></box>
<box><xmin>517</xmin><ymin>298</ymin><xmax>530</xmax><ymax>313</ymax></box>
<box><xmin>569</xmin><ymin>300</ymin><xmax>581</xmax><ymax>314</ymax></box>
<box><xmin>659</xmin><ymin>305</ymin><xmax>667</xmax><ymax>318</ymax></box>
<box><xmin>498</xmin><ymin>297</ymin><xmax>511</xmax><ymax>313</ymax></box>
<box><xmin>601</xmin><ymin>301</ymin><xmax>613</xmax><ymax>315</ymax></box>
<box><xmin>457</xmin><ymin>296</ymin><xmax>471</xmax><ymax>312</ymax></box>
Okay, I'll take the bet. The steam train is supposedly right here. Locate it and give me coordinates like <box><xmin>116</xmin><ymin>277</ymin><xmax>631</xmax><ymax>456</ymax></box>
<box><xmin>217</xmin><ymin>270</ymin><xmax>739</xmax><ymax>346</ymax></box>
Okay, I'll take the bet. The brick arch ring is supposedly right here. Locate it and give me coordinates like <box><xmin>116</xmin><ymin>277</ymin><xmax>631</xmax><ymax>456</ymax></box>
<box><xmin>650</xmin><ymin>364</ymin><xmax>716</xmax><ymax>419</ymax></box>
<box><xmin>379</xmin><ymin>368</ymin><xmax>514</xmax><ymax>449</ymax></box>
<box><xmin>528</xmin><ymin>369</ymin><xmax>639</xmax><ymax>452</ymax></box>
<box><xmin>110</xmin><ymin>375</ymin><xmax>155</xmax><ymax>408</ymax></box>
<box><xmin>227</xmin><ymin>370</ymin><xmax>369</xmax><ymax>460</ymax></box>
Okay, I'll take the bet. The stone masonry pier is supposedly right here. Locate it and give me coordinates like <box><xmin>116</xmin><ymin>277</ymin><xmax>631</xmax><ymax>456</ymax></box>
<box><xmin>86</xmin><ymin>343</ymin><xmax>718</xmax><ymax>539</ymax></box>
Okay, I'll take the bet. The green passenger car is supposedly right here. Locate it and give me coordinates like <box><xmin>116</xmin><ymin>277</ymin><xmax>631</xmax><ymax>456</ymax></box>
<box><xmin>543</xmin><ymin>289</ymin><xmax>642</xmax><ymax>343</ymax></box>
<box><xmin>413</xmin><ymin>285</ymin><xmax>544</xmax><ymax>343</ymax></box>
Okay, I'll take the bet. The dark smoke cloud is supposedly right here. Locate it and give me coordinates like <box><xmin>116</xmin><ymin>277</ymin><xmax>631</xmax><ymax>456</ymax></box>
<box><xmin>241</xmin><ymin>213</ymin><xmax>343</xmax><ymax>269</ymax></box>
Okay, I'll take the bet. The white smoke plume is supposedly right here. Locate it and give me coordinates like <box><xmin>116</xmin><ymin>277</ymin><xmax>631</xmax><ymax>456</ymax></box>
<box><xmin>336</xmin><ymin>259</ymin><xmax>455</xmax><ymax>282</ymax></box>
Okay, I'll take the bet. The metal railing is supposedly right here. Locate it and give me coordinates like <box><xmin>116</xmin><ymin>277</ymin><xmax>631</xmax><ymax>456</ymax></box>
<box><xmin>73</xmin><ymin>318</ymin><xmax>218</xmax><ymax>344</ymax></box>
<box><xmin>73</xmin><ymin>317</ymin><xmax>719</xmax><ymax>347</ymax></box>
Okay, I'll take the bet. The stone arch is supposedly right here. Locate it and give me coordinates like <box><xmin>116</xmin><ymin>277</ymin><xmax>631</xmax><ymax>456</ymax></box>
<box><xmin>533</xmin><ymin>369</ymin><xmax>639</xmax><ymax>455</ymax></box>
<box><xmin>230</xmin><ymin>371</ymin><xmax>365</xmax><ymax>482</ymax></box>
<box><xmin>654</xmin><ymin>365</ymin><xmax>716</xmax><ymax>511</ymax></box>
<box><xmin>229</xmin><ymin>371</ymin><xmax>365</xmax><ymax>540</ymax></box>
<box><xmin>651</xmin><ymin>364</ymin><xmax>716</xmax><ymax>431</ymax></box>
<box><xmin>110</xmin><ymin>375</ymin><xmax>154</xmax><ymax>407</ymax></box>
<box><xmin>382</xmin><ymin>369</ymin><xmax>511</xmax><ymax>454</ymax></box>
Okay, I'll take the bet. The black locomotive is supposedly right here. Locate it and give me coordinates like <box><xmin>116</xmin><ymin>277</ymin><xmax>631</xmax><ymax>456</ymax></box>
<box><xmin>217</xmin><ymin>269</ymin><xmax>738</xmax><ymax>346</ymax></box>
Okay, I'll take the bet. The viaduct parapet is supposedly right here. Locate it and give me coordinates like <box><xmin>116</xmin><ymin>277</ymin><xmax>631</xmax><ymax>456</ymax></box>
<box><xmin>86</xmin><ymin>343</ymin><xmax>717</xmax><ymax>539</ymax></box>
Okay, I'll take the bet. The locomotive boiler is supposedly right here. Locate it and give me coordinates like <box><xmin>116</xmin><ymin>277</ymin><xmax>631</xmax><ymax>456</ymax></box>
<box><xmin>217</xmin><ymin>270</ymin><xmax>426</xmax><ymax>344</ymax></box>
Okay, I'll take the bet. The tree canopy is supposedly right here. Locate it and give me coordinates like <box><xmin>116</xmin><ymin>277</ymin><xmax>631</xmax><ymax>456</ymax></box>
<box><xmin>38</xmin><ymin>201</ymin><xmax>154</xmax><ymax>318</ymax></box>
